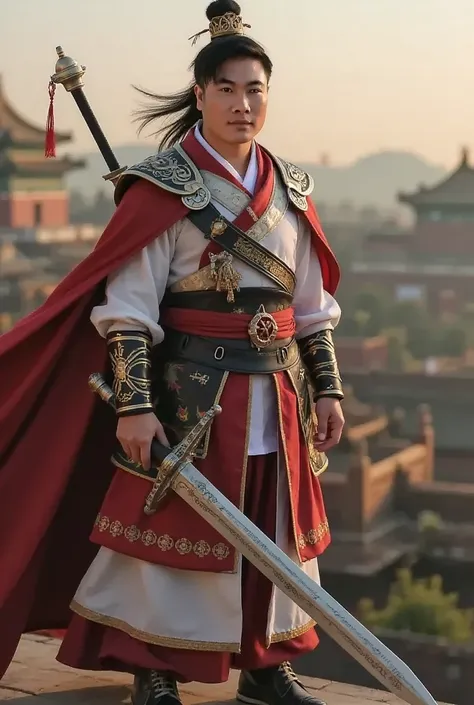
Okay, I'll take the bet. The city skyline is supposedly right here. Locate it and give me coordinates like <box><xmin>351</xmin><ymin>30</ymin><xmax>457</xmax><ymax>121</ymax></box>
<box><xmin>1</xmin><ymin>0</ymin><xmax>473</xmax><ymax>167</ymax></box>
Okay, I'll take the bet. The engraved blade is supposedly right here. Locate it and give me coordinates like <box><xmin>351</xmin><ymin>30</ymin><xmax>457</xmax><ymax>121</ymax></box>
<box><xmin>171</xmin><ymin>463</ymin><xmax>438</xmax><ymax>705</ymax></box>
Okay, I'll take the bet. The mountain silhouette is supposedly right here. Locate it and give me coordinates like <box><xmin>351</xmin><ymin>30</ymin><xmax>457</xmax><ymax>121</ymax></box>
<box><xmin>66</xmin><ymin>145</ymin><xmax>447</xmax><ymax>209</ymax></box>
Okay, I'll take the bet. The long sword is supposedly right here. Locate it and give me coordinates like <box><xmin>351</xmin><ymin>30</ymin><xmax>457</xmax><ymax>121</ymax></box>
<box><xmin>89</xmin><ymin>373</ymin><xmax>437</xmax><ymax>705</ymax></box>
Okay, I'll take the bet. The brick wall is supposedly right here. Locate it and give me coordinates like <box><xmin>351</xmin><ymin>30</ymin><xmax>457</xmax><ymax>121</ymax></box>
<box><xmin>1</xmin><ymin>192</ymin><xmax>69</xmax><ymax>228</ymax></box>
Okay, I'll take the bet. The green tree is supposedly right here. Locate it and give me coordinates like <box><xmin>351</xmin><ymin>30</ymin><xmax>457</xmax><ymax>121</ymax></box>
<box><xmin>359</xmin><ymin>569</ymin><xmax>474</xmax><ymax>643</ymax></box>
<box><xmin>436</xmin><ymin>326</ymin><xmax>467</xmax><ymax>357</ymax></box>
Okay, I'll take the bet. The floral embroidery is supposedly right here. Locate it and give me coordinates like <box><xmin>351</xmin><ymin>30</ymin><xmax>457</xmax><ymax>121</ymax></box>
<box><xmin>109</xmin><ymin>520</ymin><xmax>124</xmax><ymax>538</ymax></box>
<box><xmin>175</xmin><ymin>538</ymin><xmax>193</xmax><ymax>555</ymax></box>
<box><xmin>212</xmin><ymin>542</ymin><xmax>230</xmax><ymax>560</ymax></box>
<box><xmin>177</xmin><ymin>406</ymin><xmax>189</xmax><ymax>422</ymax></box>
<box><xmin>298</xmin><ymin>520</ymin><xmax>330</xmax><ymax>550</ymax></box>
<box><xmin>94</xmin><ymin>514</ymin><xmax>231</xmax><ymax>560</ymax></box>
<box><xmin>164</xmin><ymin>363</ymin><xmax>183</xmax><ymax>392</ymax></box>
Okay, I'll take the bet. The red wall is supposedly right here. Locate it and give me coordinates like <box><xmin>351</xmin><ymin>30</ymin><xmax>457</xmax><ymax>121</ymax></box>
<box><xmin>0</xmin><ymin>192</ymin><xmax>69</xmax><ymax>228</ymax></box>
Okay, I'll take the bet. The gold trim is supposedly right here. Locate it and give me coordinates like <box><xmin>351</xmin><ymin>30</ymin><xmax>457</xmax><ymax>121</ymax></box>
<box><xmin>70</xmin><ymin>600</ymin><xmax>241</xmax><ymax>653</ymax></box>
<box><xmin>197</xmin><ymin>370</ymin><xmax>229</xmax><ymax>460</ymax></box>
<box><xmin>270</xmin><ymin>619</ymin><xmax>316</xmax><ymax>644</ymax></box>
<box><xmin>286</xmin><ymin>368</ymin><xmax>329</xmax><ymax>478</ymax></box>
<box><xmin>273</xmin><ymin>374</ymin><xmax>302</xmax><ymax>564</ymax></box>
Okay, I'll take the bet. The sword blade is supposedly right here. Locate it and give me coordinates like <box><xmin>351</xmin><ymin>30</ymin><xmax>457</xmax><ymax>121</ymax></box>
<box><xmin>171</xmin><ymin>460</ymin><xmax>437</xmax><ymax>705</ymax></box>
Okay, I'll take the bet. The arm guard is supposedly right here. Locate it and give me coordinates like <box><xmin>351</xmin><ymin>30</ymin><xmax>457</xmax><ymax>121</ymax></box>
<box><xmin>299</xmin><ymin>329</ymin><xmax>344</xmax><ymax>401</ymax></box>
<box><xmin>106</xmin><ymin>330</ymin><xmax>154</xmax><ymax>416</ymax></box>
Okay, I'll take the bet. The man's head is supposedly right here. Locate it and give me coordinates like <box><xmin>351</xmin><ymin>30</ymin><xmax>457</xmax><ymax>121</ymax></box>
<box><xmin>135</xmin><ymin>0</ymin><xmax>273</xmax><ymax>150</ymax></box>
<box><xmin>192</xmin><ymin>1</ymin><xmax>272</xmax><ymax>145</ymax></box>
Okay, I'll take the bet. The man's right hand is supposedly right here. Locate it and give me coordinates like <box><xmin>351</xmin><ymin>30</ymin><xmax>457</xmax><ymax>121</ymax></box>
<box><xmin>117</xmin><ymin>413</ymin><xmax>169</xmax><ymax>471</ymax></box>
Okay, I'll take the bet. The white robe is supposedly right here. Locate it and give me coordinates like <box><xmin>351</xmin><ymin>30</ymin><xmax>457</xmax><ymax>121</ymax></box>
<box><xmin>71</xmin><ymin>125</ymin><xmax>341</xmax><ymax>651</ymax></box>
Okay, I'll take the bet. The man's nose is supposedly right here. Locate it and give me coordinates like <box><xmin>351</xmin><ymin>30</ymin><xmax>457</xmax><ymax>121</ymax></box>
<box><xmin>232</xmin><ymin>93</ymin><xmax>250</xmax><ymax>112</ymax></box>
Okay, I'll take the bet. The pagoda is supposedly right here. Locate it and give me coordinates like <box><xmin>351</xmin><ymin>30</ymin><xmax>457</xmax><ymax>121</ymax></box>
<box><xmin>345</xmin><ymin>147</ymin><xmax>474</xmax><ymax>316</ymax></box>
<box><xmin>399</xmin><ymin>147</ymin><xmax>474</xmax><ymax>226</ymax></box>
<box><xmin>0</xmin><ymin>75</ymin><xmax>84</xmax><ymax>230</ymax></box>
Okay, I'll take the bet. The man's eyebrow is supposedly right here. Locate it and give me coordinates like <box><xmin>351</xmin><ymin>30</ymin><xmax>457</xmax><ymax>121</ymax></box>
<box><xmin>214</xmin><ymin>77</ymin><xmax>265</xmax><ymax>87</ymax></box>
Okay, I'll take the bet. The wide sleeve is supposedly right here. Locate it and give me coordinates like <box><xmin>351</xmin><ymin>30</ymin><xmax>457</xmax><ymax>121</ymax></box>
<box><xmin>90</xmin><ymin>223</ymin><xmax>181</xmax><ymax>346</ymax></box>
<box><xmin>293</xmin><ymin>218</ymin><xmax>341</xmax><ymax>339</ymax></box>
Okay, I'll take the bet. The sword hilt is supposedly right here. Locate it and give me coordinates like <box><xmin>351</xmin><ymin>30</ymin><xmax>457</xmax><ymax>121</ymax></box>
<box><xmin>51</xmin><ymin>46</ymin><xmax>126</xmax><ymax>182</ymax></box>
<box><xmin>88</xmin><ymin>373</ymin><xmax>222</xmax><ymax>513</ymax></box>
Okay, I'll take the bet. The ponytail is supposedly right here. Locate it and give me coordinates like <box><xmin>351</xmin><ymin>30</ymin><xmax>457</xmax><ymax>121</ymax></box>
<box><xmin>133</xmin><ymin>84</ymin><xmax>201</xmax><ymax>150</ymax></box>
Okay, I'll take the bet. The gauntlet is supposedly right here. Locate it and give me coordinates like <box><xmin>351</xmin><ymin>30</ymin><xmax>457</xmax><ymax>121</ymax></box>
<box><xmin>106</xmin><ymin>330</ymin><xmax>154</xmax><ymax>416</ymax></box>
<box><xmin>299</xmin><ymin>329</ymin><xmax>344</xmax><ymax>401</ymax></box>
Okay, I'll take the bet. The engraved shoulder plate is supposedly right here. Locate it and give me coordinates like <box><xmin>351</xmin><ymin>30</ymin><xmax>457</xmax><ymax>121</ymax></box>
<box><xmin>270</xmin><ymin>153</ymin><xmax>314</xmax><ymax>212</ymax></box>
<box><xmin>114</xmin><ymin>144</ymin><xmax>211</xmax><ymax>210</ymax></box>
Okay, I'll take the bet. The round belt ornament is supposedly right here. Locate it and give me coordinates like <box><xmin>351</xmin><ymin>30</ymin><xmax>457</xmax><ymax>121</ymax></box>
<box><xmin>248</xmin><ymin>304</ymin><xmax>279</xmax><ymax>349</ymax></box>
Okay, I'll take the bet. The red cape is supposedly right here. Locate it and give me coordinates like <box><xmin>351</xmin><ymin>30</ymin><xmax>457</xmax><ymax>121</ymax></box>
<box><xmin>0</xmin><ymin>137</ymin><xmax>339</xmax><ymax>677</ymax></box>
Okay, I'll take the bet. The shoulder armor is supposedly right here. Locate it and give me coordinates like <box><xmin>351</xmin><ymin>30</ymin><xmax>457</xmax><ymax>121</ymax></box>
<box><xmin>271</xmin><ymin>154</ymin><xmax>314</xmax><ymax>212</ymax></box>
<box><xmin>114</xmin><ymin>144</ymin><xmax>211</xmax><ymax>209</ymax></box>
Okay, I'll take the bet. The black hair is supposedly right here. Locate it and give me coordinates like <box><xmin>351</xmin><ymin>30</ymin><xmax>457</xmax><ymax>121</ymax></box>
<box><xmin>133</xmin><ymin>0</ymin><xmax>273</xmax><ymax>150</ymax></box>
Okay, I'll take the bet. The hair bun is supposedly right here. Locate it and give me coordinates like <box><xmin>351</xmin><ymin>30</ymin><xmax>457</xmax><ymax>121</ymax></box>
<box><xmin>206</xmin><ymin>0</ymin><xmax>241</xmax><ymax>22</ymax></box>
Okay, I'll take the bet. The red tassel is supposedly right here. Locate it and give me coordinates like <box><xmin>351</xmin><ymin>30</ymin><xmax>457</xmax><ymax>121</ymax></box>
<box><xmin>45</xmin><ymin>81</ymin><xmax>56</xmax><ymax>158</ymax></box>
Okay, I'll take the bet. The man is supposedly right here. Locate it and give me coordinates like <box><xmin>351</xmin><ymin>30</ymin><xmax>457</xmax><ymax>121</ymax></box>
<box><xmin>0</xmin><ymin>1</ymin><xmax>344</xmax><ymax>704</ymax></box>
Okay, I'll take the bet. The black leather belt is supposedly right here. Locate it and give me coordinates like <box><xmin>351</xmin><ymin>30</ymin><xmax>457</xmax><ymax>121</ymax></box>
<box><xmin>162</xmin><ymin>288</ymin><xmax>293</xmax><ymax>314</ymax></box>
<box><xmin>158</xmin><ymin>330</ymin><xmax>300</xmax><ymax>374</ymax></box>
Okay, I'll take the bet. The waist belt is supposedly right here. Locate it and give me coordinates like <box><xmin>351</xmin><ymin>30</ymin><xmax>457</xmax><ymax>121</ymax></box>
<box><xmin>158</xmin><ymin>330</ymin><xmax>300</xmax><ymax>374</ymax></box>
<box><xmin>163</xmin><ymin>288</ymin><xmax>293</xmax><ymax>314</ymax></box>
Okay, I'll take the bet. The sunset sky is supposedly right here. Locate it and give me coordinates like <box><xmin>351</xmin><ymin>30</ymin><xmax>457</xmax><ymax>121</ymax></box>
<box><xmin>1</xmin><ymin>0</ymin><xmax>473</xmax><ymax>168</ymax></box>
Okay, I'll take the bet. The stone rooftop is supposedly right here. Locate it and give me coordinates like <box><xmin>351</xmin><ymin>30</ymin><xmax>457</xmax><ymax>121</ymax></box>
<box><xmin>0</xmin><ymin>635</ymin><xmax>450</xmax><ymax>705</ymax></box>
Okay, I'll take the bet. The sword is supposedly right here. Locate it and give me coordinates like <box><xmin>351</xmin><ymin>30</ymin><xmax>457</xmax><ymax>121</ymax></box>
<box><xmin>49</xmin><ymin>46</ymin><xmax>127</xmax><ymax>185</ymax></box>
<box><xmin>89</xmin><ymin>373</ymin><xmax>437</xmax><ymax>705</ymax></box>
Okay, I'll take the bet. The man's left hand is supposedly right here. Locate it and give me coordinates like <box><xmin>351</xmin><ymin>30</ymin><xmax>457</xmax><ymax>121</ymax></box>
<box><xmin>314</xmin><ymin>397</ymin><xmax>345</xmax><ymax>452</ymax></box>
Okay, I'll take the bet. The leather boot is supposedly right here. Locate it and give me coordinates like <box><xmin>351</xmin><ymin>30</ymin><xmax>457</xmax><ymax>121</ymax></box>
<box><xmin>236</xmin><ymin>662</ymin><xmax>327</xmax><ymax>705</ymax></box>
<box><xmin>132</xmin><ymin>670</ymin><xmax>182</xmax><ymax>705</ymax></box>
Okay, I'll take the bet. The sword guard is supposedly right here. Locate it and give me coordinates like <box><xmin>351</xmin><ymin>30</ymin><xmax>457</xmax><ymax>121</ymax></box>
<box><xmin>144</xmin><ymin>404</ymin><xmax>222</xmax><ymax>515</ymax></box>
<box><xmin>87</xmin><ymin>373</ymin><xmax>222</xmax><ymax>515</ymax></box>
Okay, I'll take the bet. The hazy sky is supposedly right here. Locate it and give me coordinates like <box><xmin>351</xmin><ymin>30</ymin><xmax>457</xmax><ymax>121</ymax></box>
<box><xmin>1</xmin><ymin>0</ymin><xmax>473</xmax><ymax>167</ymax></box>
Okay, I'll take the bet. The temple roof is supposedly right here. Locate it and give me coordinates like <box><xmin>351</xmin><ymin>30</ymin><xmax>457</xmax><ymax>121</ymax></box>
<box><xmin>0</xmin><ymin>74</ymin><xmax>72</xmax><ymax>146</ymax></box>
<box><xmin>398</xmin><ymin>147</ymin><xmax>474</xmax><ymax>208</ymax></box>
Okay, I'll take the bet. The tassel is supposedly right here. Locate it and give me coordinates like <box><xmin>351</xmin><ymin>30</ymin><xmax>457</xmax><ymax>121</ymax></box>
<box><xmin>44</xmin><ymin>81</ymin><xmax>56</xmax><ymax>158</ymax></box>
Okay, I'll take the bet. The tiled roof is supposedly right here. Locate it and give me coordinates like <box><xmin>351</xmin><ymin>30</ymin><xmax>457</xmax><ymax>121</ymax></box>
<box><xmin>399</xmin><ymin>147</ymin><xmax>474</xmax><ymax>207</ymax></box>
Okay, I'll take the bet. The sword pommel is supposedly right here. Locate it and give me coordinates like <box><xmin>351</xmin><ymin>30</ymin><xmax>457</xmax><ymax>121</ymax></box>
<box><xmin>88</xmin><ymin>373</ymin><xmax>115</xmax><ymax>406</ymax></box>
<box><xmin>51</xmin><ymin>46</ymin><xmax>86</xmax><ymax>92</ymax></box>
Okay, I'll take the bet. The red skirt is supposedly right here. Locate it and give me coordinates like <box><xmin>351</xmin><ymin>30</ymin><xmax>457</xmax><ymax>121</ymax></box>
<box><xmin>57</xmin><ymin>453</ymin><xmax>318</xmax><ymax>683</ymax></box>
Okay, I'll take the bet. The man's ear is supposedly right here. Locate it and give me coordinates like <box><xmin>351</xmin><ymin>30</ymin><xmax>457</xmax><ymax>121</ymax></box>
<box><xmin>194</xmin><ymin>84</ymin><xmax>204</xmax><ymax>111</ymax></box>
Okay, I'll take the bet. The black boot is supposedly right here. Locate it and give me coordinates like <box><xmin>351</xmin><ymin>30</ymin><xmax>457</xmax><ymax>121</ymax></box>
<box><xmin>132</xmin><ymin>670</ymin><xmax>182</xmax><ymax>705</ymax></box>
<box><xmin>236</xmin><ymin>662</ymin><xmax>327</xmax><ymax>705</ymax></box>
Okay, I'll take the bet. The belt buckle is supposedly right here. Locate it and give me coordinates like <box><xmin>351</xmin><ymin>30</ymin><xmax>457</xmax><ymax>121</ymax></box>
<box><xmin>248</xmin><ymin>304</ymin><xmax>278</xmax><ymax>349</ymax></box>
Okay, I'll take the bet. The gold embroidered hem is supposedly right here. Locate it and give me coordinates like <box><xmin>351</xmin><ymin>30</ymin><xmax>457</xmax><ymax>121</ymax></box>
<box><xmin>298</xmin><ymin>521</ymin><xmax>330</xmax><ymax>551</ymax></box>
<box><xmin>70</xmin><ymin>600</ymin><xmax>242</xmax><ymax>653</ymax></box>
<box><xmin>269</xmin><ymin>619</ymin><xmax>317</xmax><ymax>645</ymax></box>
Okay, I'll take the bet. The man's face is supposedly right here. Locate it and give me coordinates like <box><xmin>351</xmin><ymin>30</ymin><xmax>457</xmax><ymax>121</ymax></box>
<box><xmin>195</xmin><ymin>57</ymin><xmax>269</xmax><ymax>145</ymax></box>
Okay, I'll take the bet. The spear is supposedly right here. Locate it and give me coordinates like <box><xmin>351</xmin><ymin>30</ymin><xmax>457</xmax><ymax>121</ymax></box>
<box><xmin>46</xmin><ymin>46</ymin><xmax>126</xmax><ymax>185</ymax></box>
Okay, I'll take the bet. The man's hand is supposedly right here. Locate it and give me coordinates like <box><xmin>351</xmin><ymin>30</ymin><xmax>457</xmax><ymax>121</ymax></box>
<box><xmin>117</xmin><ymin>413</ymin><xmax>169</xmax><ymax>471</ymax></box>
<box><xmin>314</xmin><ymin>397</ymin><xmax>345</xmax><ymax>452</ymax></box>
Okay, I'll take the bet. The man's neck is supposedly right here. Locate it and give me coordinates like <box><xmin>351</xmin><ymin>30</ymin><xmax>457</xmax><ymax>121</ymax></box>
<box><xmin>201</xmin><ymin>125</ymin><xmax>252</xmax><ymax>179</ymax></box>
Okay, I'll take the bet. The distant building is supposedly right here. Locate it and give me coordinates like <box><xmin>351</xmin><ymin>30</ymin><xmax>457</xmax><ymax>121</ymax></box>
<box><xmin>0</xmin><ymin>75</ymin><xmax>84</xmax><ymax>231</ymax></box>
<box><xmin>347</xmin><ymin>147</ymin><xmax>474</xmax><ymax>314</ymax></box>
